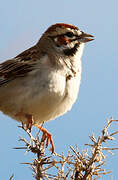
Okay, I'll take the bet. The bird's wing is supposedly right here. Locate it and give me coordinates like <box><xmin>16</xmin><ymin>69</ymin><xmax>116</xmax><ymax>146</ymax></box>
<box><xmin>0</xmin><ymin>58</ymin><xmax>35</xmax><ymax>86</ymax></box>
<box><xmin>0</xmin><ymin>46</ymin><xmax>40</xmax><ymax>86</ymax></box>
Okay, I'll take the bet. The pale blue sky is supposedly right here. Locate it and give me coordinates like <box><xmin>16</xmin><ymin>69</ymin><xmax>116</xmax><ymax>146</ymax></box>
<box><xmin>0</xmin><ymin>0</ymin><xmax>118</xmax><ymax>179</ymax></box>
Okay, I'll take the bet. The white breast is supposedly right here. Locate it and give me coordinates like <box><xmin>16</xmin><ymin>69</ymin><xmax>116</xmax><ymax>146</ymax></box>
<box><xmin>0</xmin><ymin>46</ymin><xmax>83</xmax><ymax>125</ymax></box>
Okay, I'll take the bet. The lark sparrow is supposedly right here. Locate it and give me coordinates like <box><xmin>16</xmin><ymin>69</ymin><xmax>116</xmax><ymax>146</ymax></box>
<box><xmin>0</xmin><ymin>23</ymin><xmax>94</xmax><ymax>152</ymax></box>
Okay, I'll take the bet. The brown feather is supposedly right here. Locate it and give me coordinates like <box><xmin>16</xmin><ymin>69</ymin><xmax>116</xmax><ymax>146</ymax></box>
<box><xmin>0</xmin><ymin>45</ymin><xmax>40</xmax><ymax>85</ymax></box>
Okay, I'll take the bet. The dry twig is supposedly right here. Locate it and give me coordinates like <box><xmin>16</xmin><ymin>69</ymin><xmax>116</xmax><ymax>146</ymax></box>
<box><xmin>9</xmin><ymin>174</ymin><xmax>14</xmax><ymax>180</ymax></box>
<box><xmin>14</xmin><ymin>117</ymin><xmax>118</xmax><ymax>179</ymax></box>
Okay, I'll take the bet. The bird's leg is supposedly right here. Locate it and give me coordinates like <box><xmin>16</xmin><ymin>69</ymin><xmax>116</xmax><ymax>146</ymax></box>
<box><xmin>25</xmin><ymin>114</ymin><xmax>34</xmax><ymax>132</ymax></box>
<box><xmin>16</xmin><ymin>112</ymin><xmax>54</xmax><ymax>152</ymax></box>
<box><xmin>35</xmin><ymin>124</ymin><xmax>55</xmax><ymax>153</ymax></box>
<box><xmin>15</xmin><ymin>112</ymin><xmax>34</xmax><ymax>132</ymax></box>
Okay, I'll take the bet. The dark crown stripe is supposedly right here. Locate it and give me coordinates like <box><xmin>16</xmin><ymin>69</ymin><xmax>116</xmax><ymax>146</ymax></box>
<box><xmin>46</xmin><ymin>23</ymin><xmax>78</xmax><ymax>33</ymax></box>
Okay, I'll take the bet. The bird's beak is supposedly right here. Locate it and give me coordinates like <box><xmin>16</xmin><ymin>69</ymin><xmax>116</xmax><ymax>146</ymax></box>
<box><xmin>78</xmin><ymin>32</ymin><xmax>94</xmax><ymax>43</ymax></box>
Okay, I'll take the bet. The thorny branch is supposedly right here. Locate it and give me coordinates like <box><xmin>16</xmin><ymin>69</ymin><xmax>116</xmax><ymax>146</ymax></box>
<box><xmin>9</xmin><ymin>174</ymin><xmax>14</xmax><ymax>180</ymax></box>
<box><xmin>14</xmin><ymin>117</ymin><xmax>118</xmax><ymax>180</ymax></box>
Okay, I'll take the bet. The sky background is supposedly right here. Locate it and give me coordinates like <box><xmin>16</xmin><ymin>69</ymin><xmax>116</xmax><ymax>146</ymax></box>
<box><xmin>0</xmin><ymin>0</ymin><xmax>118</xmax><ymax>179</ymax></box>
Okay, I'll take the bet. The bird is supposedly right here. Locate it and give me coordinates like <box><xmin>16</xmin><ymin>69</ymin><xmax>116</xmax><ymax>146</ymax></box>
<box><xmin>0</xmin><ymin>23</ymin><xmax>94</xmax><ymax>152</ymax></box>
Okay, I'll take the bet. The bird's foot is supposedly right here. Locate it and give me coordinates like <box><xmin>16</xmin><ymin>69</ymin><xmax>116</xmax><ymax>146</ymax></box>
<box><xmin>35</xmin><ymin>124</ymin><xmax>55</xmax><ymax>153</ymax></box>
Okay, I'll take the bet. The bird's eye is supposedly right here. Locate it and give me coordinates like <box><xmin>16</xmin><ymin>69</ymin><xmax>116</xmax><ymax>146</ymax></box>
<box><xmin>65</xmin><ymin>32</ymin><xmax>74</xmax><ymax>38</ymax></box>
